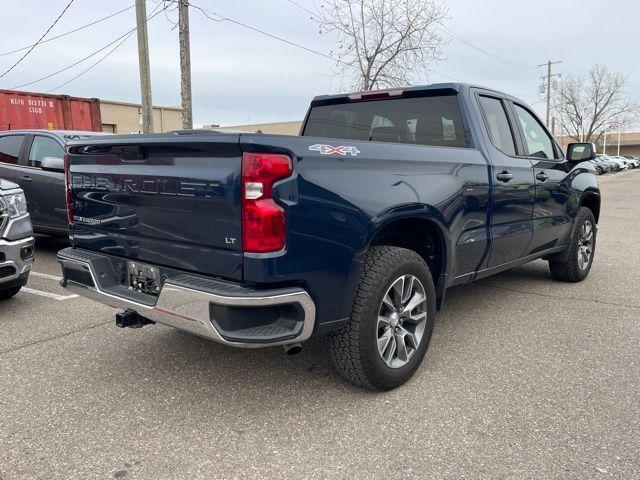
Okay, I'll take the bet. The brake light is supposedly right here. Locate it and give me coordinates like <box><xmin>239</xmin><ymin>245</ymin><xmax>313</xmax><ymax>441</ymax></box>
<box><xmin>63</xmin><ymin>154</ymin><xmax>74</xmax><ymax>223</ymax></box>
<box><xmin>241</xmin><ymin>152</ymin><xmax>292</xmax><ymax>253</ymax></box>
<box><xmin>347</xmin><ymin>88</ymin><xmax>404</xmax><ymax>101</ymax></box>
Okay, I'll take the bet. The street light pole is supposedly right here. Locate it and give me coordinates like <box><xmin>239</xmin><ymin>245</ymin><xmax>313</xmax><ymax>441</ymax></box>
<box><xmin>617</xmin><ymin>129</ymin><xmax>621</xmax><ymax>156</ymax></box>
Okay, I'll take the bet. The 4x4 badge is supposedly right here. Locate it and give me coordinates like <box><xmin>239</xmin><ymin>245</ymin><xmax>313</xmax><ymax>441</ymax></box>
<box><xmin>309</xmin><ymin>144</ymin><xmax>360</xmax><ymax>157</ymax></box>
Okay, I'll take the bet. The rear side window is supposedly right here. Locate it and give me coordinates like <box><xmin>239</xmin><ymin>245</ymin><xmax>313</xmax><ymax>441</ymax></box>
<box><xmin>302</xmin><ymin>94</ymin><xmax>468</xmax><ymax>148</ymax></box>
<box><xmin>478</xmin><ymin>96</ymin><xmax>516</xmax><ymax>156</ymax></box>
<box><xmin>0</xmin><ymin>135</ymin><xmax>25</xmax><ymax>165</ymax></box>
<box><xmin>29</xmin><ymin>136</ymin><xmax>65</xmax><ymax>167</ymax></box>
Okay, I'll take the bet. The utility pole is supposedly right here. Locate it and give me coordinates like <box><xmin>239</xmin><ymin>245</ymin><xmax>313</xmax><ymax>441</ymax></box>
<box><xmin>178</xmin><ymin>0</ymin><xmax>193</xmax><ymax>129</ymax></box>
<box><xmin>603</xmin><ymin>127</ymin><xmax>607</xmax><ymax>154</ymax></box>
<box><xmin>540</xmin><ymin>60</ymin><xmax>562</xmax><ymax>128</ymax></box>
<box><xmin>135</xmin><ymin>0</ymin><xmax>154</xmax><ymax>133</ymax></box>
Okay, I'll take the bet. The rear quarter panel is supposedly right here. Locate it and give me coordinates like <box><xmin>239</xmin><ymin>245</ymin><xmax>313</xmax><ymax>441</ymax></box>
<box><xmin>241</xmin><ymin>134</ymin><xmax>490</xmax><ymax>330</ymax></box>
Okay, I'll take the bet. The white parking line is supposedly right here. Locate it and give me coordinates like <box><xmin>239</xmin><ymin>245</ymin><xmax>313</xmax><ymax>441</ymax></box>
<box><xmin>21</xmin><ymin>287</ymin><xmax>78</xmax><ymax>301</ymax></box>
<box><xmin>30</xmin><ymin>271</ymin><xmax>62</xmax><ymax>281</ymax></box>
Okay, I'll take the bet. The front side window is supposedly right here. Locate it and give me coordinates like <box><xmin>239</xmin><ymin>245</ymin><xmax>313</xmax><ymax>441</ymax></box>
<box><xmin>302</xmin><ymin>94</ymin><xmax>469</xmax><ymax>148</ymax></box>
<box><xmin>478</xmin><ymin>96</ymin><xmax>516</xmax><ymax>156</ymax></box>
<box><xmin>514</xmin><ymin>104</ymin><xmax>557</xmax><ymax>159</ymax></box>
<box><xmin>29</xmin><ymin>136</ymin><xmax>65</xmax><ymax>167</ymax></box>
<box><xmin>0</xmin><ymin>135</ymin><xmax>25</xmax><ymax>165</ymax></box>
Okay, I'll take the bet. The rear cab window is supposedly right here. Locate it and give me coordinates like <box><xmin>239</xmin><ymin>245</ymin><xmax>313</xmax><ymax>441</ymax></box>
<box><xmin>302</xmin><ymin>92</ymin><xmax>469</xmax><ymax>148</ymax></box>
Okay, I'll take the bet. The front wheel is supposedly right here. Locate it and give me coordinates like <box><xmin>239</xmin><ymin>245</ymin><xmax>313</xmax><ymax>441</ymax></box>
<box><xmin>549</xmin><ymin>207</ymin><xmax>596</xmax><ymax>282</ymax></box>
<box><xmin>325</xmin><ymin>246</ymin><xmax>436</xmax><ymax>390</ymax></box>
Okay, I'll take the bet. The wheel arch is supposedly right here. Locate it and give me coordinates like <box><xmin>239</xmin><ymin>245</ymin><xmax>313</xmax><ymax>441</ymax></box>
<box><xmin>364</xmin><ymin>212</ymin><xmax>450</xmax><ymax>308</ymax></box>
<box><xmin>580</xmin><ymin>191</ymin><xmax>601</xmax><ymax>223</ymax></box>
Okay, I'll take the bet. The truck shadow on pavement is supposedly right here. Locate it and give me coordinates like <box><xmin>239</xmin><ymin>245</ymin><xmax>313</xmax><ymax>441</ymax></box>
<box><xmin>99</xmin><ymin>259</ymin><xmax>565</xmax><ymax>398</ymax></box>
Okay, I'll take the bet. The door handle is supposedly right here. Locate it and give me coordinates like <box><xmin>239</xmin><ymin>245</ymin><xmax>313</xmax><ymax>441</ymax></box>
<box><xmin>496</xmin><ymin>171</ymin><xmax>513</xmax><ymax>182</ymax></box>
<box><xmin>20</xmin><ymin>175</ymin><xmax>32</xmax><ymax>182</ymax></box>
<box><xmin>536</xmin><ymin>171</ymin><xmax>549</xmax><ymax>182</ymax></box>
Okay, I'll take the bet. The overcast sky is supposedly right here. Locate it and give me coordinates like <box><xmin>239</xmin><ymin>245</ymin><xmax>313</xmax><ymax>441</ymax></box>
<box><xmin>1</xmin><ymin>0</ymin><xmax>638</xmax><ymax>127</ymax></box>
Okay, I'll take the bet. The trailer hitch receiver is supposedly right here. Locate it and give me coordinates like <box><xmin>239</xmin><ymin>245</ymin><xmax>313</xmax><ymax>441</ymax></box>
<box><xmin>115</xmin><ymin>309</ymin><xmax>155</xmax><ymax>329</ymax></box>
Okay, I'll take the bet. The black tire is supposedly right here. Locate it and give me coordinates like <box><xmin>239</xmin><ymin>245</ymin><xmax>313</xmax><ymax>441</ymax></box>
<box><xmin>325</xmin><ymin>246</ymin><xmax>437</xmax><ymax>390</ymax></box>
<box><xmin>0</xmin><ymin>285</ymin><xmax>22</xmax><ymax>301</ymax></box>
<box><xmin>549</xmin><ymin>207</ymin><xmax>596</xmax><ymax>282</ymax></box>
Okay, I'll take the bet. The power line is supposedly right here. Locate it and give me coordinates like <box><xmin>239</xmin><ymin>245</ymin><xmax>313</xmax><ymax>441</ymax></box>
<box><xmin>0</xmin><ymin>5</ymin><xmax>134</xmax><ymax>58</ymax></box>
<box><xmin>284</xmin><ymin>0</ymin><xmax>540</xmax><ymax>72</ymax></box>
<box><xmin>285</xmin><ymin>0</ymin><xmax>315</xmax><ymax>16</ymax></box>
<box><xmin>46</xmin><ymin>30</ymin><xmax>136</xmax><ymax>93</ymax></box>
<box><xmin>184</xmin><ymin>1</ymin><xmax>350</xmax><ymax>67</ymax></box>
<box><xmin>189</xmin><ymin>1</ymin><xmax>468</xmax><ymax>86</ymax></box>
<box><xmin>1</xmin><ymin>0</ymin><xmax>76</xmax><ymax>77</ymax></box>
<box><xmin>11</xmin><ymin>3</ymin><xmax>164</xmax><ymax>91</ymax></box>
<box><xmin>438</xmin><ymin>25</ymin><xmax>539</xmax><ymax>69</ymax></box>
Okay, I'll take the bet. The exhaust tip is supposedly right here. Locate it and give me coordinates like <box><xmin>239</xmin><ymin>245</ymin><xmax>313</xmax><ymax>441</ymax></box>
<box><xmin>284</xmin><ymin>343</ymin><xmax>302</xmax><ymax>355</ymax></box>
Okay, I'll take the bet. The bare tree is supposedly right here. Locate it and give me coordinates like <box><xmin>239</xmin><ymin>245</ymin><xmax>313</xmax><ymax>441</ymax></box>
<box><xmin>554</xmin><ymin>65</ymin><xmax>639</xmax><ymax>142</ymax></box>
<box><xmin>314</xmin><ymin>0</ymin><xmax>447</xmax><ymax>91</ymax></box>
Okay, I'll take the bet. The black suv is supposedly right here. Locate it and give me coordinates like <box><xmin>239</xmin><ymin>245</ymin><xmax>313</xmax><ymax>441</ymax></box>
<box><xmin>0</xmin><ymin>130</ymin><xmax>106</xmax><ymax>235</ymax></box>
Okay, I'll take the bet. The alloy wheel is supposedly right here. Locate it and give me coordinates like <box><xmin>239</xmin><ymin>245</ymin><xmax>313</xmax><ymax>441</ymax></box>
<box><xmin>377</xmin><ymin>274</ymin><xmax>428</xmax><ymax>369</ymax></box>
<box><xmin>577</xmin><ymin>220</ymin><xmax>594</xmax><ymax>271</ymax></box>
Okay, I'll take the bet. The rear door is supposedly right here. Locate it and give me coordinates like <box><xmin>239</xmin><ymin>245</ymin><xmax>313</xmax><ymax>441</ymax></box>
<box><xmin>475</xmin><ymin>93</ymin><xmax>535</xmax><ymax>268</ymax></box>
<box><xmin>16</xmin><ymin>134</ymin><xmax>67</xmax><ymax>231</ymax></box>
<box><xmin>510</xmin><ymin>102</ymin><xmax>572</xmax><ymax>252</ymax></box>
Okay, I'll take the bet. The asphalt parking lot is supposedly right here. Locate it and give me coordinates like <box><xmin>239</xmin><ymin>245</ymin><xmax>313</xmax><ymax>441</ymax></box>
<box><xmin>1</xmin><ymin>170</ymin><xmax>639</xmax><ymax>480</ymax></box>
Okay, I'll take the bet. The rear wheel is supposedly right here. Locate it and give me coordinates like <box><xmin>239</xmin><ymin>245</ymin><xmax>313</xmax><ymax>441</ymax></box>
<box><xmin>325</xmin><ymin>246</ymin><xmax>436</xmax><ymax>390</ymax></box>
<box><xmin>549</xmin><ymin>207</ymin><xmax>596</xmax><ymax>282</ymax></box>
<box><xmin>0</xmin><ymin>286</ymin><xmax>22</xmax><ymax>301</ymax></box>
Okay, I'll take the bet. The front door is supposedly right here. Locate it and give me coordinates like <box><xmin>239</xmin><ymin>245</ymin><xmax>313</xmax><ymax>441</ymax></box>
<box><xmin>476</xmin><ymin>94</ymin><xmax>535</xmax><ymax>268</ymax></box>
<box><xmin>510</xmin><ymin>103</ymin><xmax>572</xmax><ymax>253</ymax></box>
<box><xmin>15</xmin><ymin>135</ymin><xmax>66</xmax><ymax>231</ymax></box>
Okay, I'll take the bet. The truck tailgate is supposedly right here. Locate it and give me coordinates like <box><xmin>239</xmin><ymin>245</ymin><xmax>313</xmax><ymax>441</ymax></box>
<box><xmin>67</xmin><ymin>134</ymin><xmax>243</xmax><ymax>280</ymax></box>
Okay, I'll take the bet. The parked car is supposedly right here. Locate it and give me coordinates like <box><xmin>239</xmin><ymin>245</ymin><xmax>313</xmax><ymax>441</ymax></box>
<box><xmin>0</xmin><ymin>129</ymin><xmax>107</xmax><ymax>235</ymax></box>
<box><xmin>612</xmin><ymin>156</ymin><xmax>630</xmax><ymax>170</ymax></box>
<box><xmin>57</xmin><ymin>83</ymin><xmax>600</xmax><ymax>390</ymax></box>
<box><xmin>623</xmin><ymin>155</ymin><xmax>639</xmax><ymax>168</ymax></box>
<box><xmin>589</xmin><ymin>158</ymin><xmax>609</xmax><ymax>174</ymax></box>
<box><xmin>0</xmin><ymin>179</ymin><xmax>34</xmax><ymax>300</ymax></box>
<box><xmin>610</xmin><ymin>156</ymin><xmax>629</xmax><ymax>169</ymax></box>
<box><xmin>598</xmin><ymin>154</ymin><xmax>622</xmax><ymax>171</ymax></box>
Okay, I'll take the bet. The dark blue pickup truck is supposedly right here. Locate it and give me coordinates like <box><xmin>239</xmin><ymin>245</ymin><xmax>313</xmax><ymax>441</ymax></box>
<box><xmin>57</xmin><ymin>83</ymin><xmax>600</xmax><ymax>390</ymax></box>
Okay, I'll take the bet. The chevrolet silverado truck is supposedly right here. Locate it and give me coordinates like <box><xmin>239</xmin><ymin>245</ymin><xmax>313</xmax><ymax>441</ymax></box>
<box><xmin>57</xmin><ymin>83</ymin><xmax>600</xmax><ymax>390</ymax></box>
<box><xmin>1</xmin><ymin>179</ymin><xmax>34</xmax><ymax>300</ymax></box>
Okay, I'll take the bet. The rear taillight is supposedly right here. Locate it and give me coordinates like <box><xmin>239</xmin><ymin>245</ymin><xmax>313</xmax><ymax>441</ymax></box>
<box><xmin>241</xmin><ymin>152</ymin><xmax>292</xmax><ymax>253</ymax></box>
<box><xmin>64</xmin><ymin>154</ymin><xmax>74</xmax><ymax>223</ymax></box>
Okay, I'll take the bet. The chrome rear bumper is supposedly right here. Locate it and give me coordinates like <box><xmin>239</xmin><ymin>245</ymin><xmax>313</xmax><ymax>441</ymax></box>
<box><xmin>58</xmin><ymin>248</ymin><xmax>316</xmax><ymax>348</ymax></box>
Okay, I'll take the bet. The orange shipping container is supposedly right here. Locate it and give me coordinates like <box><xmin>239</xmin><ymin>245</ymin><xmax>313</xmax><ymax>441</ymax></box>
<box><xmin>0</xmin><ymin>89</ymin><xmax>101</xmax><ymax>131</ymax></box>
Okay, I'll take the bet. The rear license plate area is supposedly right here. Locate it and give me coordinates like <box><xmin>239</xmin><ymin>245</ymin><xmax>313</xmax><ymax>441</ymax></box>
<box><xmin>127</xmin><ymin>261</ymin><xmax>162</xmax><ymax>296</ymax></box>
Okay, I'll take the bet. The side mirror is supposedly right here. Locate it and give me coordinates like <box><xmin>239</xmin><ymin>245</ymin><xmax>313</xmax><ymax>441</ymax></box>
<box><xmin>41</xmin><ymin>156</ymin><xmax>64</xmax><ymax>172</ymax></box>
<box><xmin>566</xmin><ymin>143</ymin><xmax>596</xmax><ymax>162</ymax></box>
